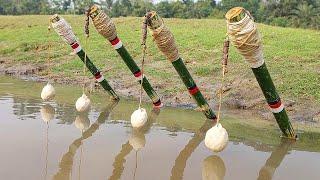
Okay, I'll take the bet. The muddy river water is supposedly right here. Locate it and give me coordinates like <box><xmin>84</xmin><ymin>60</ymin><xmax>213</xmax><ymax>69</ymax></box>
<box><xmin>0</xmin><ymin>76</ymin><xmax>319</xmax><ymax>180</ymax></box>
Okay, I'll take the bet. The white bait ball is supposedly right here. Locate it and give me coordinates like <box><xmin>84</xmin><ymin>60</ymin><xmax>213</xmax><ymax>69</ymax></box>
<box><xmin>130</xmin><ymin>108</ymin><xmax>148</xmax><ymax>128</ymax></box>
<box><xmin>41</xmin><ymin>83</ymin><xmax>56</xmax><ymax>101</ymax></box>
<box><xmin>75</xmin><ymin>93</ymin><xmax>91</xmax><ymax>112</ymax></box>
<box><xmin>204</xmin><ymin>123</ymin><xmax>228</xmax><ymax>152</ymax></box>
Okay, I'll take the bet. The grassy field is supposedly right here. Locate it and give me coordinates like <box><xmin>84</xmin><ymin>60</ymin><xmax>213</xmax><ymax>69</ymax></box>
<box><xmin>0</xmin><ymin>15</ymin><xmax>320</xmax><ymax>114</ymax></box>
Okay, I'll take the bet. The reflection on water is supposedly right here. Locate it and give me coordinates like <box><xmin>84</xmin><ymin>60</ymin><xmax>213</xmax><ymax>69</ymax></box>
<box><xmin>13</xmin><ymin>97</ymin><xmax>40</xmax><ymax>120</ymax></box>
<box><xmin>110</xmin><ymin>142</ymin><xmax>132</xmax><ymax>180</ymax></box>
<box><xmin>40</xmin><ymin>104</ymin><xmax>54</xmax><ymax>180</ymax></box>
<box><xmin>74</xmin><ymin>113</ymin><xmax>90</xmax><ymax>132</ymax></box>
<box><xmin>40</xmin><ymin>104</ymin><xmax>55</xmax><ymax>123</ymax></box>
<box><xmin>0</xmin><ymin>76</ymin><xmax>320</xmax><ymax>180</ymax></box>
<box><xmin>202</xmin><ymin>155</ymin><xmax>226</xmax><ymax>180</ymax></box>
<box><xmin>110</xmin><ymin>109</ymin><xmax>160</xmax><ymax>180</ymax></box>
<box><xmin>170</xmin><ymin>120</ymin><xmax>212</xmax><ymax>180</ymax></box>
<box><xmin>53</xmin><ymin>102</ymin><xmax>118</xmax><ymax>180</ymax></box>
<box><xmin>257</xmin><ymin>139</ymin><xmax>294</xmax><ymax>180</ymax></box>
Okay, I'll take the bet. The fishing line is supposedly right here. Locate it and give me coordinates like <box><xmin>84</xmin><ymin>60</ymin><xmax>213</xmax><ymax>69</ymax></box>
<box><xmin>44</xmin><ymin>122</ymin><xmax>49</xmax><ymax>180</ymax></box>
<box><xmin>78</xmin><ymin>141</ymin><xmax>84</xmax><ymax>180</ymax></box>
<box><xmin>83</xmin><ymin>11</ymin><xmax>90</xmax><ymax>94</ymax></box>
<box><xmin>47</xmin><ymin>23</ymin><xmax>52</xmax><ymax>76</ymax></box>
<box><xmin>40</xmin><ymin>22</ymin><xmax>56</xmax><ymax>101</ymax></box>
<box><xmin>216</xmin><ymin>37</ymin><xmax>230</xmax><ymax>124</ymax></box>
<box><xmin>203</xmin><ymin>37</ymin><xmax>230</xmax><ymax>153</ymax></box>
<box><xmin>133</xmin><ymin>151</ymin><xmax>138</xmax><ymax>180</ymax></box>
<box><xmin>139</xmin><ymin>14</ymin><xmax>148</xmax><ymax>109</ymax></box>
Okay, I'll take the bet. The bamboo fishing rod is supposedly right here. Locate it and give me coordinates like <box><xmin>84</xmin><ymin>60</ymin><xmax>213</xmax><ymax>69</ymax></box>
<box><xmin>225</xmin><ymin>7</ymin><xmax>296</xmax><ymax>139</ymax></box>
<box><xmin>146</xmin><ymin>11</ymin><xmax>217</xmax><ymax>120</ymax></box>
<box><xmin>50</xmin><ymin>14</ymin><xmax>119</xmax><ymax>100</ymax></box>
<box><xmin>87</xmin><ymin>5</ymin><xmax>162</xmax><ymax>108</ymax></box>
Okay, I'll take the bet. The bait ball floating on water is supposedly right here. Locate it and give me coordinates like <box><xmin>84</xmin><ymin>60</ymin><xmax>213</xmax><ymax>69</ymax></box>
<box><xmin>41</xmin><ymin>83</ymin><xmax>56</xmax><ymax>101</ymax></box>
<box><xmin>75</xmin><ymin>93</ymin><xmax>91</xmax><ymax>112</ymax></box>
<box><xmin>130</xmin><ymin>108</ymin><xmax>148</xmax><ymax>128</ymax></box>
<box><xmin>204</xmin><ymin>123</ymin><xmax>228</xmax><ymax>152</ymax></box>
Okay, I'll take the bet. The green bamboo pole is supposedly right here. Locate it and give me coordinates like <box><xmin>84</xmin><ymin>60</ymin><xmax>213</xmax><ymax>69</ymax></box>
<box><xmin>50</xmin><ymin>14</ymin><xmax>119</xmax><ymax>100</ymax></box>
<box><xmin>225</xmin><ymin>7</ymin><xmax>296</xmax><ymax>138</ymax></box>
<box><xmin>88</xmin><ymin>5</ymin><xmax>162</xmax><ymax>107</ymax></box>
<box><xmin>146</xmin><ymin>11</ymin><xmax>217</xmax><ymax>120</ymax></box>
<box><xmin>252</xmin><ymin>64</ymin><xmax>295</xmax><ymax>137</ymax></box>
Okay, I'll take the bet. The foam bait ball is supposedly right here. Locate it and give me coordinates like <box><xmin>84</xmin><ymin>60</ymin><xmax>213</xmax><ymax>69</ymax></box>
<box><xmin>74</xmin><ymin>114</ymin><xmax>90</xmax><ymax>131</ymax></box>
<box><xmin>75</xmin><ymin>93</ymin><xmax>91</xmax><ymax>112</ymax></box>
<box><xmin>40</xmin><ymin>104</ymin><xmax>55</xmax><ymax>123</ymax></box>
<box><xmin>129</xmin><ymin>132</ymin><xmax>146</xmax><ymax>151</ymax></box>
<box><xmin>130</xmin><ymin>108</ymin><xmax>148</xmax><ymax>128</ymax></box>
<box><xmin>202</xmin><ymin>155</ymin><xmax>226</xmax><ymax>180</ymax></box>
<box><xmin>204</xmin><ymin>123</ymin><xmax>228</xmax><ymax>153</ymax></box>
<box><xmin>41</xmin><ymin>83</ymin><xmax>56</xmax><ymax>101</ymax></box>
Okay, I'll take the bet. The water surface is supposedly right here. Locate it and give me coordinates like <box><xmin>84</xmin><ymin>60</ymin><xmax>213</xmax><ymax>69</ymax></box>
<box><xmin>0</xmin><ymin>76</ymin><xmax>319</xmax><ymax>180</ymax></box>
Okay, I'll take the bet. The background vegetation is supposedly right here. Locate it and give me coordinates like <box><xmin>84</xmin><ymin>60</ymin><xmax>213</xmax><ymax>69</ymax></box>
<box><xmin>1</xmin><ymin>15</ymin><xmax>319</xmax><ymax>104</ymax></box>
<box><xmin>0</xmin><ymin>0</ymin><xmax>319</xmax><ymax>29</ymax></box>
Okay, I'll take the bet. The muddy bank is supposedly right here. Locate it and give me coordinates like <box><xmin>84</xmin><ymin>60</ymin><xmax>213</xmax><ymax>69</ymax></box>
<box><xmin>1</xmin><ymin>60</ymin><xmax>319</xmax><ymax>125</ymax></box>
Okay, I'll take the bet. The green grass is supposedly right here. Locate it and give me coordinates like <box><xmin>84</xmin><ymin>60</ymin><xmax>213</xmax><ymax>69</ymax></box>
<box><xmin>0</xmin><ymin>15</ymin><xmax>320</xmax><ymax>103</ymax></box>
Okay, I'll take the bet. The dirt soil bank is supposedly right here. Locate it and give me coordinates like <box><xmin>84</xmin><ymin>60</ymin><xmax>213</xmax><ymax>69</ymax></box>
<box><xmin>1</xmin><ymin>59</ymin><xmax>320</xmax><ymax>126</ymax></box>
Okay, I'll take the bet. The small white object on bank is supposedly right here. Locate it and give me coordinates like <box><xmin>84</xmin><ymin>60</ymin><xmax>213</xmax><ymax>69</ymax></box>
<box><xmin>41</xmin><ymin>82</ymin><xmax>56</xmax><ymax>101</ymax></box>
<box><xmin>204</xmin><ymin>123</ymin><xmax>228</xmax><ymax>152</ymax></box>
<box><xmin>40</xmin><ymin>104</ymin><xmax>55</xmax><ymax>123</ymax></box>
<box><xmin>130</xmin><ymin>108</ymin><xmax>148</xmax><ymax>128</ymax></box>
<box><xmin>75</xmin><ymin>93</ymin><xmax>91</xmax><ymax>112</ymax></box>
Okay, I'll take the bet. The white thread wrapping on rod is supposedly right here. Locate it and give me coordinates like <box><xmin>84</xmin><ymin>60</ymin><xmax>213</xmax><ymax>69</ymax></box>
<box><xmin>51</xmin><ymin>16</ymin><xmax>78</xmax><ymax>45</ymax></box>
<box><xmin>91</xmin><ymin>10</ymin><xmax>118</xmax><ymax>41</ymax></box>
<box><xmin>227</xmin><ymin>13</ymin><xmax>264</xmax><ymax>68</ymax></box>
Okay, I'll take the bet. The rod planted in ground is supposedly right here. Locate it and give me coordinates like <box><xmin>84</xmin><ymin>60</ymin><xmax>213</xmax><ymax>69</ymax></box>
<box><xmin>225</xmin><ymin>7</ymin><xmax>296</xmax><ymax>138</ymax></box>
<box><xmin>88</xmin><ymin>5</ymin><xmax>162</xmax><ymax>107</ymax></box>
<box><xmin>146</xmin><ymin>11</ymin><xmax>217</xmax><ymax>120</ymax></box>
<box><xmin>50</xmin><ymin>14</ymin><xmax>119</xmax><ymax>100</ymax></box>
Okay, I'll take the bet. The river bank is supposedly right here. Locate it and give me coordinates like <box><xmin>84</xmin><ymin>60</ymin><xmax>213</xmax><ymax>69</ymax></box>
<box><xmin>1</xmin><ymin>60</ymin><xmax>320</xmax><ymax>128</ymax></box>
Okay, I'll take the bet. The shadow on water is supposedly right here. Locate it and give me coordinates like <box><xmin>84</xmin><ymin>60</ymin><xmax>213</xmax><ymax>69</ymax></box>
<box><xmin>1</xmin><ymin>75</ymin><xmax>320</xmax><ymax>179</ymax></box>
